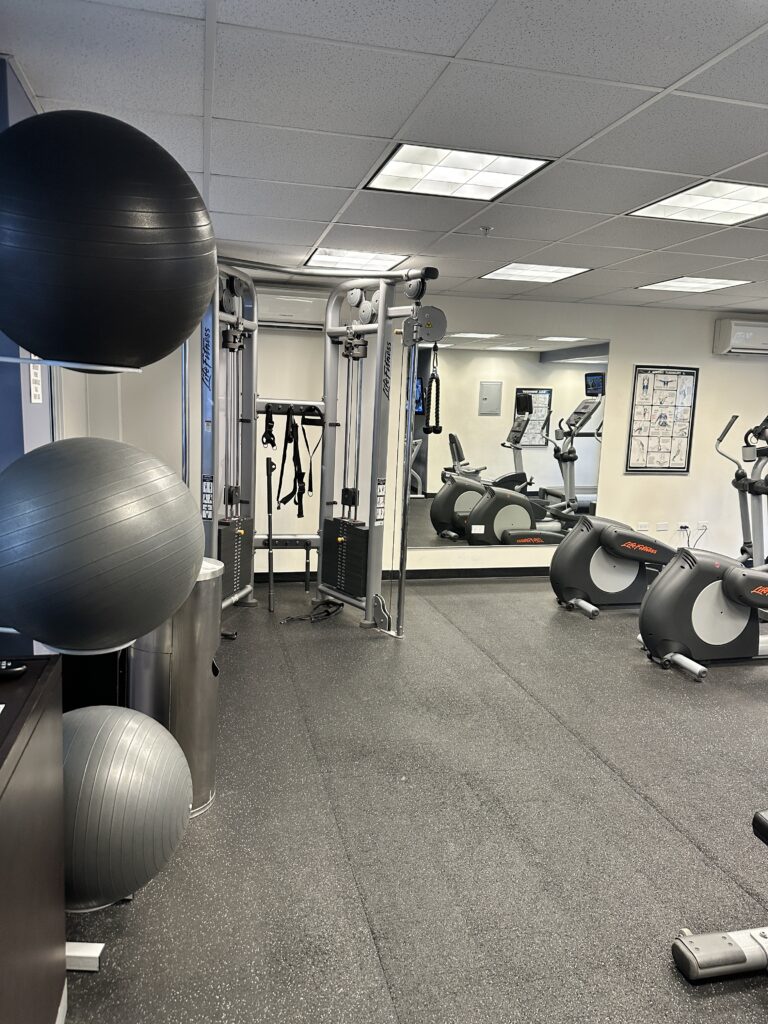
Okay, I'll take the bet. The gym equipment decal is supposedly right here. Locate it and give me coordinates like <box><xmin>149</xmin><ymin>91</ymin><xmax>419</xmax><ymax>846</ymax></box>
<box><xmin>626</xmin><ymin>365</ymin><xmax>698</xmax><ymax>474</ymax></box>
<box><xmin>515</xmin><ymin>387</ymin><xmax>552</xmax><ymax>447</ymax></box>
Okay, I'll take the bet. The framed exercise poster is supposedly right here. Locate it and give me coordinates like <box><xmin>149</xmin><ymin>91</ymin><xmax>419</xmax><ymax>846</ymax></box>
<box><xmin>515</xmin><ymin>387</ymin><xmax>552</xmax><ymax>447</ymax></box>
<box><xmin>626</xmin><ymin>365</ymin><xmax>698</xmax><ymax>474</ymax></box>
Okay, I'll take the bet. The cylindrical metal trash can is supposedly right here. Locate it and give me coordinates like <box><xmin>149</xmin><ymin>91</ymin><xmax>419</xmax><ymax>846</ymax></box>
<box><xmin>127</xmin><ymin>557</ymin><xmax>223</xmax><ymax>816</ymax></box>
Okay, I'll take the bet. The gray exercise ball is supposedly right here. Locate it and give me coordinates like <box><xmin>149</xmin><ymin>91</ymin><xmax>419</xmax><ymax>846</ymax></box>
<box><xmin>63</xmin><ymin>706</ymin><xmax>193</xmax><ymax>912</ymax></box>
<box><xmin>0</xmin><ymin>437</ymin><xmax>204</xmax><ymax>652</ymax></box>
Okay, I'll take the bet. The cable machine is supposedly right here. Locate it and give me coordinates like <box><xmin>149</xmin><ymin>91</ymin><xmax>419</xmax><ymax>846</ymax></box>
<box><xmin>198</xmin><ymin>264</ymin><xmax>259</xmax><ymax>609</ymax></box>
<box><xmin>220</xmin><ymin>257</ymin><xmax>447</xmax><ymax>638</ymax></box>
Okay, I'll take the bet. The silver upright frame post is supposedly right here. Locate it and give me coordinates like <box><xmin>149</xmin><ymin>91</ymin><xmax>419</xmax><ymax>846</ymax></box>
<box><xmin>396</xmin><ymin>330</ymin><xmax>419</xmax><ymax>637</ymax></box>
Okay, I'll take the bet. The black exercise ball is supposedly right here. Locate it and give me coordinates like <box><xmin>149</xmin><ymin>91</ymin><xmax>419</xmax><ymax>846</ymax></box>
<box><xmin>0</xmin><ymin>110</ymin><xmax>216</xmax><ymax>369</ymax></box>
<box><xmin>63</xmin><ymin>706</ymin><xmax>192</xmax><ymax>912</ymax></box>
<box><xmin>0</xmin><ymin>437</ymin><xmax>204</xmax><ymax>652</ymax></box>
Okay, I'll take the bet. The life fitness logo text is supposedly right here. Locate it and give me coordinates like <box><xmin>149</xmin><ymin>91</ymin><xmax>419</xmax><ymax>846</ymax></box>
<box><xmin>752</xmin><ymin>585</ymin><xmax>768</xmax><ymax>596</ymax></box>
<box><xmin>382</xmin><ymin>339</ymin><xmax>392</xmax><ymax>399</ymax></box>
<box><xmin>515</xmin><ymin>537</ymin><xmax>544</xmax><ymax>544</ymax></box>
<box><xmin>621</xmin><ymin>540</ymin><xmax>658</xmax><ymax>555</ymax></box>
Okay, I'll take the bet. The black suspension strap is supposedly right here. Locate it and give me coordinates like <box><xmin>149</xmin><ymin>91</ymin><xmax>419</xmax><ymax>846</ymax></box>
<box><xmin>423</xmin><ymin>342</ymin><xmax>442</xmax><ymax>435</ymax></box>
<box><xmin>261</xmin><ymin>403</ymin><xmax>276</xmax><ymax>448</ymax></box>
<box><xmin>300</xmin><ymin>405</ymin><xmax>324</xmax><ymax>496</ymax></box>
<box><xmin>276</xmin><ymin>407</ymin><xmax>306</xmax><ymax>518</ymax></box>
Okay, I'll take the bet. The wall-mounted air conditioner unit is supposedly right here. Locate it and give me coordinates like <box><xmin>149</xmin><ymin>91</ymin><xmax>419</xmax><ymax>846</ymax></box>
<box><xmin>256</xmin><ymin>288</ymin><xmax>326</xmax><ymax>331</ymax></box>
<box><xmin>714</xmin><ymin>319</ymin><xmax>768</xmax><ymax>355</ymax></box>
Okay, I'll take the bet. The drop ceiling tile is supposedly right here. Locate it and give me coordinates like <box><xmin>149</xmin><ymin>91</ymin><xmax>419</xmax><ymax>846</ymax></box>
<box><xmin>666</xmin><ymin>228</ymin><xmax>768</xmax><ymax>259</ymax></box>
<box><xmin>704</xmin><ymin>260</ymin><xmax>768</xmax><ymax>284</ymax></box>
<box><xmin>721</xmin><ymin>155</ymin><xmax>768</xmax><ymax>186</ymax></box>
<box><xmin>1</xmin><ymin>0</ymin><xmax>204</xmax><ymax>115</ymax></box>
<box><xmin>682</xmin><ymin>32</ymin><xmax>768</xmax><ymax>104</ymax></box>
<box><xmin>82</xmin><ymin>0</ymin><xmax>204</xmax><ymax>14</ymax></box>
<box><xmin>464</xmin><ymin>206</ymin><xmax>610</xmax><ymax>242</ymax></box>
<box><xmin>425</xmin><ymin>275</ymin><xmax>473</xmax><ymax>294</ymax></box>
<box><xmin>218</xmin><ymin>0</ymin><xmax>497</xmax><ymax>55</ymax></box>
<box><xmin>213</xmin><ymin>242</ymin><xmax>312</xmax><ymax>268</ymax></box>
<box><xmin>209</xmin><ymin>177</ymin><xmax>352</xmax><ymax>221</ymax></box>
<box><xmin>211</xmin><ymin>122</ymin><xmax>388</xmax><ymax>186</ymax></box>
<box><xmin>646</xmin><ymin>293</ymin><xmax>746</xmax><ymax>309</ymax></box>
<box><xmin>453</xmin><ymin>279</ymin><xmax>546</xmax><ymax>298</ymax></box>
<box><xmin>426</xmin><ymin>235</ymin><xmax>543</xmax><ymax>261</ymax></box>
<box><xmin>339</xmin><ymin>192</ymin><xmax>473</xmax><ymax>233</ymax></box>
<box><xmin>583</xmin><ymin>289</ymin><xmax>659</xmax><ymax>305</ymax></box>
<box><xmin>719</xmin><ymin>298</ymin><xmax>768</xmax><ymax>311</ymax></box>
<box><xmin>707</xmin><ymin>260</ymin><xmax>768</xmax><ymax>282</ymax></box>
<box><xmin>527</xmin><ymin>243</ymin><xmax>645</xmax><ymax>269</ymax></box>
<box><xmin>731</xmin><ymin>215</ymin><xmax>768</xmax><ymax>231</ymax></box>
<box><xmin>210</xmin><ymin>213</ymin><xmax>324</xmax><ymax>247</ymax></box>
<box><xmin>213</xmin><ymin>24</ymin><xmax>446</xmax><ymax>135</ymax></box>
<box><xmin>457</xmin><ymin>1</ymin><xmax>768</xmax><ymax>88</ymax></box>
<box><xmin>397</xmin><ymin>256</ymin><xmax>504</xmax><ymax>279</ymax></box>
<box><xmin>521</xmin><ymin>268</ymin><xmax>657</xmax><ymax>300</ymax></box>
<box><xmin>502</xmin><ymin>161</ymin><xmax>696</xmax><ymax>215</ymax></box>
<box><xmin>400</xmin><ymin>63</ymin><xmax>648</xmax><ymax>158</ymax></box>
<box><xmin>571</xmin><ymin>216</ymin><xmax>729</xmax><ymax>248</ymax></box>
<box><xmin>615</xmin><ymin>251</ymin><xmax>740</xmax><ymax>276</ymax></box>
<box><xmin>319</xmin><ymin>224</ymin><xmax>441</xmax><ymax>256</ymax></box>
<box><xmin>577</xmin><ymin>95</ymin><xmax>768</xmax><ymax>175</ymax></box>
<box><xmin>40</xmin><ymin>100</ymin><xmax>204</xmax><ymax>174</ymax></box>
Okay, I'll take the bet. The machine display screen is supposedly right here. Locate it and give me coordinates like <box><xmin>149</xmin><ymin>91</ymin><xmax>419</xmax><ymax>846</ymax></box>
<box><xmin>414</xmin><ymin>376</ymin><xmax>424</xmax><ymax>414</ymax></box>
<box><xmin>585</xmin><ymin>372</ymin><xmax>605</xmax><ymax>397</ymax></box>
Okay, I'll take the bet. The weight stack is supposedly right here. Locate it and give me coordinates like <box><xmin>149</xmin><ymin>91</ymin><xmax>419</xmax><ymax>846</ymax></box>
<box><xmin>321</xmin><ymin>517</ymin><xmax>369</xmax><ymax>599</ymax></box>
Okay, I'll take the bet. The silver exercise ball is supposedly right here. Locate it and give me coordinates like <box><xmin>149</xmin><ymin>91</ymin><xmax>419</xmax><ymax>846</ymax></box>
<box><xmin>0</xmin><ymin>437</ymin><xmax>204</xmax><ymax>652</ymax></box>
<box><xmin>63</xmin><ymin>706</ymin><xmax>193</xmax><ymax>912</ymax></box>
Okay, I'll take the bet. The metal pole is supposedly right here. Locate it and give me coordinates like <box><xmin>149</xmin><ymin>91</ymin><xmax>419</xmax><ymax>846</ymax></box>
<box><xmin>181</xmin><ymin>338</ymin><xmax>190</xmax><ymax>486</ymax></box>
<box><xmin>353</xmin><ymin>357</ymin><xmax>364</xmax><ymax>519</ymax></box>
<box><xmin>266</xmin><ymin>457</ymin><xmax>276</xmax><ymax>612</ymax></box>
<box><xmin>396</xmin><ymin>334</ymin><xmax>419</xmax><ymax>638</ymax></box>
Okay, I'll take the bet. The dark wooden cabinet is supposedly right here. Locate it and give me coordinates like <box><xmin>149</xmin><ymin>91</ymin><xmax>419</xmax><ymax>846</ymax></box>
<box><xmin>0</xmin><ymin>657</ymin><xmax>66</xmax><ymax>1024</ymax></box>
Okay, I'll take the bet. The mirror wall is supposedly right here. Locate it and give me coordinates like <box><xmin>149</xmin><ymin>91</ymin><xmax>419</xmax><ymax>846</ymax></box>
<box><xmin>407</xmin><ymin>334</ymin><xmax>609</xmax><ymax>563</ymax></box>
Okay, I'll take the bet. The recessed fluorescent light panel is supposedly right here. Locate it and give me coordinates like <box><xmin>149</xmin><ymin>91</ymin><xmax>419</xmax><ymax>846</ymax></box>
<box><xmin>631</xmin><ymin>180</ymin><xmax>768</xmax><ymax>225</ymax></box>
<box><xmin>639</xmin><ymin>276</ymin><xmax>752</xmax><ymax>293</ymax></box>
<box><xmin>539</xmin><ymin>336</ymin><xmax>587</xmax><ymax>342</ymax></box>
<box><xmin>368</xmin><ymin>144</ymin><xmax>547</xmax><ymax>201</ymax></box>
<box><xmin>493</xmin><ymin>345</ymin><xmax>531</xmax><ymax>351</ymax></box>
<box><xmin>449</xmin><ymin>332</ymin><xmax>500</xmax><ymax>339</ymax></box>
<box><xmin>483</xmin><ymin>263</ymin><xmax>589</xmax><ymax>283</ymax></box>
<box><xmin>306</xmin><ymin>248</ymin><xmax>405</xmax><ymax>271</ymax></box>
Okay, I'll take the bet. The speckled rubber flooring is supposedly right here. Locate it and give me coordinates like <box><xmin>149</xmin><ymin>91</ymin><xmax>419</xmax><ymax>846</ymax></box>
<box><xmin>66</xmin><ymin>578</ymin><xmax>768</xmax><ymax>1023</ymax></box>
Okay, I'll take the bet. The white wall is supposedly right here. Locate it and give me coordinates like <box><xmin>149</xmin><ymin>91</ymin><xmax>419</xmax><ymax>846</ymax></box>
<box><xmin>426</xmin><ymin>348</ymin><xmax>605</xmax><ymax>495</ymax></box>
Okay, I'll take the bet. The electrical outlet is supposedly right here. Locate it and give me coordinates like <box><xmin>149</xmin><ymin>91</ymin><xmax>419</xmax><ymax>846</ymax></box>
<box><xmin>678</xmin><ymin>522</ymin><xmax>690</xmax><ymax>533</ymax></box>
<box><xmin>697</xmin><ymin>521</ymin><xmax>708</xmax><ymax>531</ymax></box>
<box><xmin>657</xmin><ymin>521</ymin><xmax>669</xmax><ymax>532</ymax></box>
<box><xmin>637</xmin><ymin>521</ymin><xmax>649</xmax><ymax>532</ymax></box>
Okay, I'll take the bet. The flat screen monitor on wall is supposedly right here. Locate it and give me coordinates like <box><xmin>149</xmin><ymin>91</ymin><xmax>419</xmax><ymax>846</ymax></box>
<box><xmin>585</xmin><ymin>371</ymin><xmax>605</xmax><ymax>397</ymax></box>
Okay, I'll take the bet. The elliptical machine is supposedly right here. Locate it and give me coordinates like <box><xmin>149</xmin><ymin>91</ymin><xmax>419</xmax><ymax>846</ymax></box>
<box><xmin>429</xmin><ymin>393</ymin><xmax>546</xmax><ymax>538</ymax></box>
<box><xmin>550</xmin><ymin>517</ymin><xmax>675</xmax><ymax>618</ymax></box>
<box><xmin>466</xmin><ymin>374</ymin><xmax>605</xmax><ymax>546</ymax></box>
<box><xmin>673</xmin><ymin>809</ymin><xmax>768</xmax><ymax>981</ymax></box>
<box><xmin>638</xmin><ymin>412</ymin><xmax>768</xmax><ymax>680</ymax></box>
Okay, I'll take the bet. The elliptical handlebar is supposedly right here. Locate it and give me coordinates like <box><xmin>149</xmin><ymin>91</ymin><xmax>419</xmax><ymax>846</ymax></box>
<box><xmin>716</xmin><ymin>414</ymin><xmax>744</xmax><ymax>473</ymax></box>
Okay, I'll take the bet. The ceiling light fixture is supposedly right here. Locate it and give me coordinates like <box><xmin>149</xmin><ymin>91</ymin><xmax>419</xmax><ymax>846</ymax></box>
<box><xmin>367</xmin><ymin>144</ymin><xmax>547</xmax><ymax>201</ymax></box>
<box><xmin>638</xmin><ymin>276</ymin><xmax>752</xmax><ymax>293</ymax></box>
<box><xmin>493</xmin><ymin>345</ymin><xmax>531</xmax><ymax>351</ymax></box>
<box><xmin>306</xmin><ymin>248</ymin><xmax>405</xmax><ymax>271</ymax></box>
<box><xmin>483</xmin><ymin>263</ymin><xmax>590</xmax><ymax>283</ymax></box>
<box><xmin>539</xmin><ymin>336</ymin><xmax>587</xmax><ymax>342</ymax></box>
<box><xmin>631</xmin><ymin>180</ymin><xmax>768</xmax><ymax>225</ymax></box>
<box><xmin>449</xmin><ymin>332</ymin><xmax>500</xmax><ymax>339</ymax></box>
